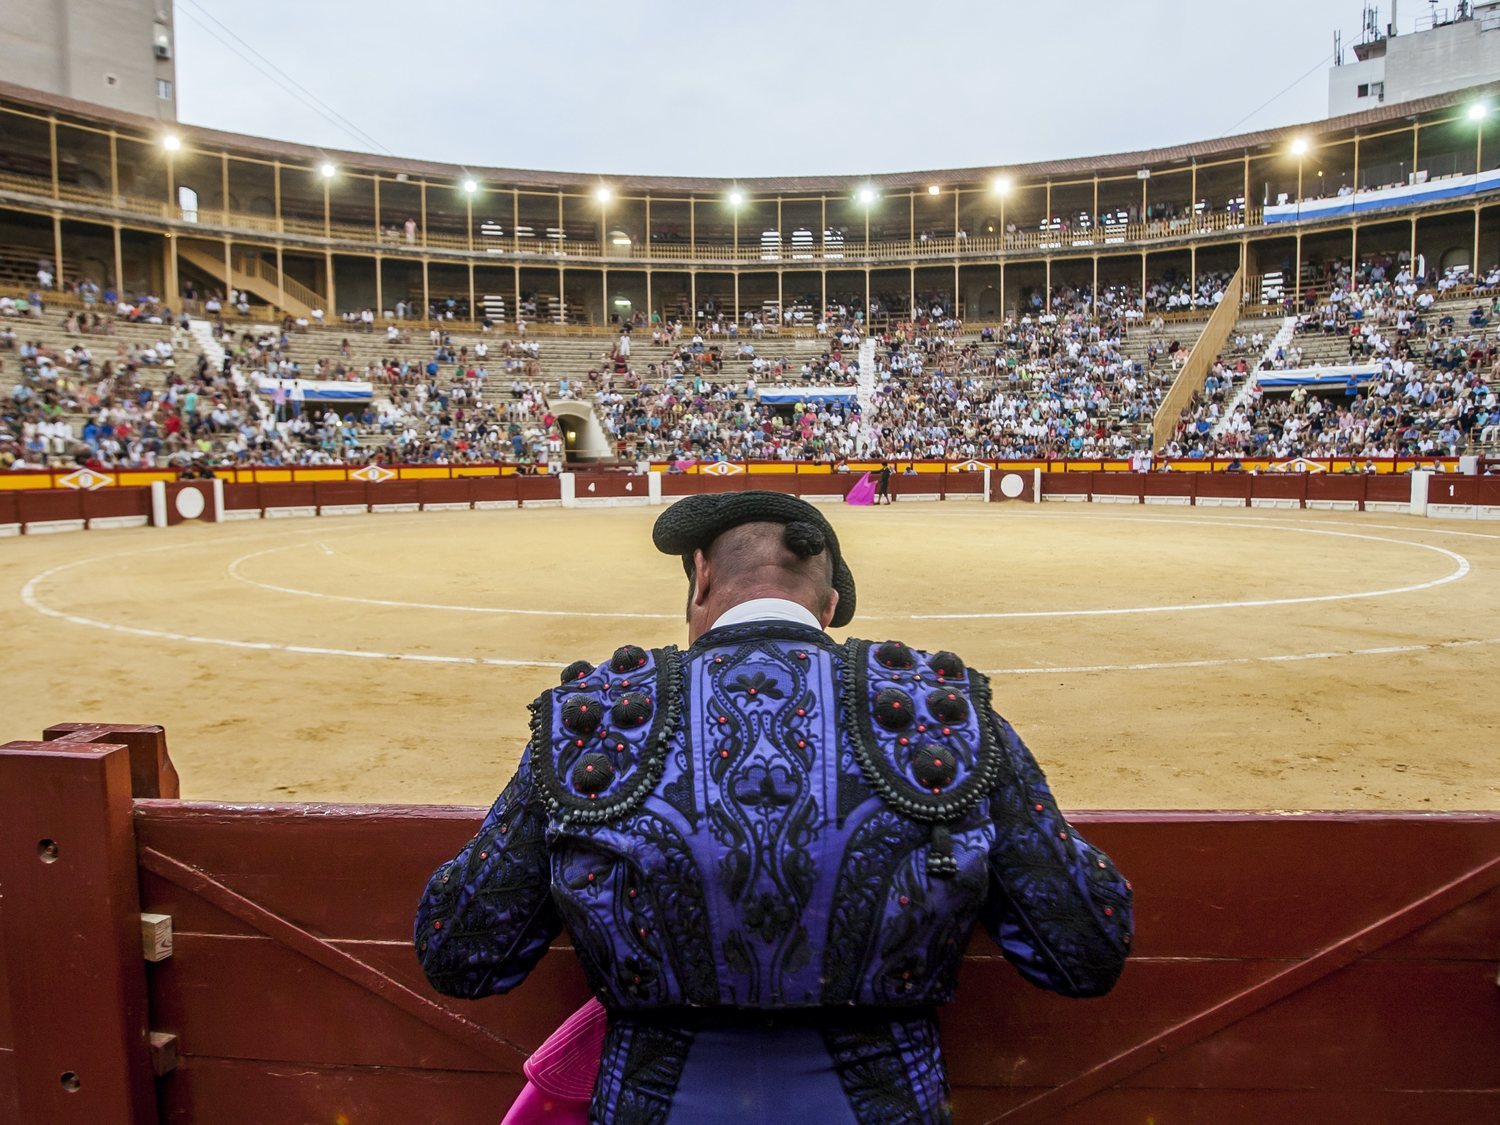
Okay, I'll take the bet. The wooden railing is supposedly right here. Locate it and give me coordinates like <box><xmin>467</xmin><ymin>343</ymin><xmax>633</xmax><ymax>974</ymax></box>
<box><xmin>0</xmin><ymin>169</ymin><xmax>1361</xmax><ymax>268</ymax></box>
<box><xmin>1150</xmin><ymin>267</ymin><xmax>1245</xmax><ymax>452</ymax></box>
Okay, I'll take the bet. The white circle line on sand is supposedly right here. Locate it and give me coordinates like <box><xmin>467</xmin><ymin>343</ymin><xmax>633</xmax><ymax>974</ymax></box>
<box><xmin>17</xmin><ymin>520</ymin><xmax>570</xmax><ymax>669</ymax></box>
<box><xmin>16</xmin><ymin>509</ymin><xmax>1493</xmax><ymax>674</ymax></box>
<box><xmin>227</xmin><ymin>542</ymin><xmax>683</xmax><ymax>619</ymax></box>
<box><xmin>918</xmin><ymin>517</ymin><xmax>1470</xmax><ymax>619</ymax></box>
<box><xmin>224</xmin><ymin>516</ymin><xmax>1472</xmax><ymax>622</ymax></box>
<box><xmin>978</xmin><ymin>634</ymin><xmax>1500</xmax><ymax>675</ymax></box>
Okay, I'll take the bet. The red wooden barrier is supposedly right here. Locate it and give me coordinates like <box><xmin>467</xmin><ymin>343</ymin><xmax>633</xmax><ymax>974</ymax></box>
<box><xmin>1364</xmin><ymin>475</ymin><xmax>1411</xmax><ymax>505</ymax></box>
<box><xmin>1090</xmin><ymin>472</ymin><xmax>1144</xmax><ymax>501</ymax></box>
<box><xmin>514</xmin><ymin>476</ymin><xmax>562</xmax><ymax>505</ymax></box>
<box><xmin>1194</xmin><ymin>474</ymin><xmax>1252</xmax><ymax>503</ymax></box>
<box><xmin>312</xmin><ymin>481</ymin><xmax>370</xmax><ymax>512</ymax></box>
<box><xmin>1040</xmin><ymin>474</ymin><xmax>1092</xmax><ymax>499</ymax></box>
<box><xmin>1249</xmin><ymin>475</ymin><xmax>1307</xmax><ymax>505</ymax></box>
<box><xmin>1305</xmin><ymin>475</ymin><xmax>1366</xmax><ymax>506</ymax></box>
<box><xmin>16</xmin><ymin>490</ymin><xmax>87</xmax><ymax>527</ymax></box>
<box><xmin>468</xmin><ymin>477</ymin><xmax>519</xmax><ymax>505</ymax></box>
<box><xmin>1143</xmin><ymin>472</ymin><xmax>1196</xmax><ymax>500</ymax></box>
<box><xmin>84</xmin><ymin>487</ymin><xmax>152</xmax><ymax>522</ymax></box>
<box><xmin>4</xmin><ymin>726</ymin><xmax>1497</xmax><ymax>1123</ymax></box>
<box><xmin>258</xmin><ymin>483</ymin><xmax>318</xmax><ymax>510</ymax></box>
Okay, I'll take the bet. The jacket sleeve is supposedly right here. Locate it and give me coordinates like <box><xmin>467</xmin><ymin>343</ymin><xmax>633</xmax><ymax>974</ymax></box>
<box><xmin>977</xmin><ymin>714</ymin><xmax>1133</xmax><ymax>998</ymax></box>
<box><xmin>414</xmin><ymin>745</ymin><xmax>563</xmax><ymax>998</ymax></box>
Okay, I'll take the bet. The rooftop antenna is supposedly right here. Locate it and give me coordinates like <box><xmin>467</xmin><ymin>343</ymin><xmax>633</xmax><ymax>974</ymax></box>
<box><xmin>1335</xmin><ymin>28</ymin><xmax>1344</xmax><ymax>64</ymax></box>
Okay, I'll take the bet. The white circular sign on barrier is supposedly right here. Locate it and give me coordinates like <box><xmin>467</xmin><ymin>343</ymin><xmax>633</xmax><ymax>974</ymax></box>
<box><xmin>174</xmin><ymin>487</ymin><xmax>206</xmax><ymax>521</ymax></box>
<box><xmin>999</xmin><ymin>473</ymin><xmax>1025</xmax><ymax>499</ymax></box>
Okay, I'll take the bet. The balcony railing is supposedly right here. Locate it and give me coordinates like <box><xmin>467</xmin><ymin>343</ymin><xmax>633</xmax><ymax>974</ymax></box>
<box><xmin>0</xmin><ymin>166</ymin><xmax>1490</xmax><ymax>266</ymax></box>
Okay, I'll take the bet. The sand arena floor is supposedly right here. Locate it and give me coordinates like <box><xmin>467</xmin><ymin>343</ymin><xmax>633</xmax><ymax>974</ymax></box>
<box><xmin>3</xmin><ymin>503</ymin><xmax>1497</xmax><ymax>811</ymax></box>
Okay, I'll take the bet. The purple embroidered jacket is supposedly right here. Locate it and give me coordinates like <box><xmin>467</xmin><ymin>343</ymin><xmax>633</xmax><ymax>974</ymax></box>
<box><xmin>416</xmin><ymin>621</ymin><xmax>1132</xmax><ymax>1124</ymax></box>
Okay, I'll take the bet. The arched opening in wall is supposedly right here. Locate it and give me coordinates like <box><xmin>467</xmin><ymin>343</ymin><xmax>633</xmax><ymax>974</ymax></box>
<box><xmin>606</xmin><ymin>228</ymin><xmax>633</xmax><ymax>252</ymax></box>
<box><xmin>247</xmin><ymin>195</ymin><xmax>274</xmax><ymax>216</ymax></box>
<box><xmin>973</xmin><ymin>284</ymin><xmax>999</xmax><ymax>318</ymax></box>
<box><xmin>1439</xmin><ymin>245</ymin><xmax>1471</xmax><ymax>273</ymax></box>
<box><xmin>610</xmin><ymin>294</ymin><xmax>633</xmax><ymax>324</ymax></box>
<box><xmin>554</xmin><ymin>411</ymin><xmax>590</xmax><ymax>462</ymax></box>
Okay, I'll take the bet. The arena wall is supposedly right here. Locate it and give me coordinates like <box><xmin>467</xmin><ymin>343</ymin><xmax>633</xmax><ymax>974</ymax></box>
<box><xmin>5</xmin><ymin>464</ymin><xmax>1496</xmax><ymax>533</ymax></box>
<box><xmin>2</xmin><ymin>729</ymin><xmax>1497</xmax><ymax>1123</ymax></box>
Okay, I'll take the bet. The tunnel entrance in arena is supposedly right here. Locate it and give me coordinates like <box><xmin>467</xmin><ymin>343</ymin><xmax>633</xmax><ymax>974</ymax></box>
<box><xmin>552</xmin><ymin>406</ymin><xmax>611</xmax><ymax>462</ymax></box>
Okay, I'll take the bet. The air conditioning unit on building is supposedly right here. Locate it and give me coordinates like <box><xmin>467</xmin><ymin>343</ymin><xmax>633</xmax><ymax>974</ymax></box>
<box><xmin>155</xmin><ymin>43</ymin><xmax>172</xmax><ymax>59</ymax></box>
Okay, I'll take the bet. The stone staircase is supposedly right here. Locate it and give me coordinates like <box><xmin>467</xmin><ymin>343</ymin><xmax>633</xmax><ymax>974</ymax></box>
<box><xmin>1213</xmin><ymin>316</ymin><xmax>1294</xmax><ymax>440</ymax></box>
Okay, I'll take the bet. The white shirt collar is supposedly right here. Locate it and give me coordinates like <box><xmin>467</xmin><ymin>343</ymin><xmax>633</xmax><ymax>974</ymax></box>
<box><xmin>710</xmin><ymin>597</ymin><xmax>821</xmax><ymax>632</ymax></box>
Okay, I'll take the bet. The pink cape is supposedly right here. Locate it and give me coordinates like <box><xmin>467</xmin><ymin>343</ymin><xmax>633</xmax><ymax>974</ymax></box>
<box><xmin>500</xmin><ymin>998</ymin><xmax>607</xmax><ymax>1124</ymax></box>
<box><xmin>844</xmin><ymin>472</ymin><xmax>876</xmax><ymax>505</ymax></box>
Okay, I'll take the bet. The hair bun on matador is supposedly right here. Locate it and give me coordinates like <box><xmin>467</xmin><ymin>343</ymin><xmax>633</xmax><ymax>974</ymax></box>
<box><xmin>782</xmin><ymin>520</ymin><xmax>826</xmax><ymax>559</ymax></box>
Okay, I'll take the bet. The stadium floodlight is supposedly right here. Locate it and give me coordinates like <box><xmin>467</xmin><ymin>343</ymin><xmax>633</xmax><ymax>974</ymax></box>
<box><xmin>319</xmin><ymin>162</ymin><xmax>336</xmax><ymax>179</ymax></box>
<box><xmin>161</xmin><ymin>133</ymin><xmax>182</xmax><ymax>152</ymax></box>
<box><xmin>595</xmin><ymin>185</ymin><xmax>613</xmax><ymax>204</ymax></box>
<box><xmin>991</xmin><ymin>175</ymin><xmax>1012</xmax><ymax>196</ymax></box>
<box><xmin>856</xmin><ymin>185</ymin><xmax>878</xmax><ymax>206</ymax></box>
<box><xmin>928</xmin><ymin>184</ymin><xmax>941</xmax><ymax>195</ymax></box>
<box><xmin>462</xmin><ymin>178</ymin><xmax>478</xmax><ymax>194</ymax></box>
<box><xmin>1469</xmin><ymin>102</ymin><xmax>1490</xmax><ymax>122</ymax></box>
<box><xmin>728</xmin><ymin>188</ymin><xmax>745</xmax><ymax>208</ymax></box>
<box><xmin>1289</xmin><ymin>137</ymin><xmax>1309</xmax><ymax>157</ymax></box>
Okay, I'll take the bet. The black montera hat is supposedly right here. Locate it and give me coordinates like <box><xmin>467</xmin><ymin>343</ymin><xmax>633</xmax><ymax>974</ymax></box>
<box><xmin>652</xmin><ymin>490</ymin><xmax>856</xmax><ymax>627</ymax></box>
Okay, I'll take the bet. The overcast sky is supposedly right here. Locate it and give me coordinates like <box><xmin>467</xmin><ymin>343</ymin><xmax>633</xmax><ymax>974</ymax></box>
<box><xmin>176</xmin><ymin>0</ymin><xmax>1402</xmax><ymax>177</ymax></box>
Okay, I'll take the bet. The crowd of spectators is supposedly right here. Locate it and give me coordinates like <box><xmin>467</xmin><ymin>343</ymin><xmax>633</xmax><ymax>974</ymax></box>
<box><xmin>1167</xmin><ymin>259</ymin><xmax>1500</xmax><ymax>458</ymax></box>
<box><xmin>8</xmin><ymin>256</ymin><xmax>1499</xmax><ymax>473</ymax></box>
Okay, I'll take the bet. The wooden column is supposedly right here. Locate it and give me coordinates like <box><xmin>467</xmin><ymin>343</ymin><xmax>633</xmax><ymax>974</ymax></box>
<box><xmin>0</xmin><ymin>737</ymin><xmax>161</xmax><ymax>1124</ymax></box>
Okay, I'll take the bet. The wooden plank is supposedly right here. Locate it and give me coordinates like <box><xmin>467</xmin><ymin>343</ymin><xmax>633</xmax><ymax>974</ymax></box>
<box><xmin>951</xmin><ymin>1086</ymin><xmax>1500</xmax><ymax>1124</ymax></box>
<box><xmin>159</xmin><ymin>1055</ymin><xmax>523</xmax><ymax>1125</ymax></box>
<box><xmin>942</xmin><ymin>959</ymin><xmax>1275</xmax><ymax>1088</ymax></box>
<box><xmin>130</xmin><ymin>807</ymin><xmax>1500</xmax><ymax>958</ymax></box>
<box><xmin>0</xmin><ymin>741</ymin><xmax>157</xmax><ymax>1123</ymax></box>
<box><xmin>147</xmin><ymin>934</ymin><xmax>588</xmax><ymax>1071</ymax></box>
<box><xmin>1134</xmin><ymin>960</ymin><xmax>1500</xmax><ymax>1090</ymax></box>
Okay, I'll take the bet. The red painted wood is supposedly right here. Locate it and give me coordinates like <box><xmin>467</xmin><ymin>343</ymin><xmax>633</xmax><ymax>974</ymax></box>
<box><xmin>1040</xmin><ymin>474</ymin><xmax>1091</xmax><ymax>497</ymax></box>
<box><xmin>0</xmin><ymin>493</ymin><xmax>17</xmax><ymax>525</ymax></box>
<box><xmin>952</xmin><ymin>1087</ymin><xmax>1500</xmax><ymax>1125</ymax></box>
<box><xmin>0</xmin><ymin>741</ymin><xmax>157</xmax><ymax>1123</ymax></box>
<box><xmin>148</xmin><ymin>934</ymin><xmax>588</xmax><ymax>1069</ymax></box>
<box><xmin>793</xmin><ymin>475</ymin><xmax>852</xmax><ymax>497</ymax></box>
<box><xmin>944</xmin><ymin>472</ymin><xmax>986</xmax><ymax>497</ymax></box>
<box><xmin>515</xmin><ymin>476</ymin><xmax>561</xmax><ymax>503</ymax></box>
<box><xmin>467</xmin><ymin>477</ymin><xmax>518</xmax><ymax>503</ymax></box>
<box><xmin>7</xmin><ymin>737</ymin><xmax>1500</xmax><ymax>1122</ymax></box>
<box><xmin>312</xmin><ymin>481</ymin><xmax>371</xmax><ymax>510</ymax></box>
<box><xmin>1249</xmin><ymin>475</ymin><xmax>1307</xmax><ymax>502</ymax></box>
<box><xmin>17</xmin><ymin>489</ymin><xmax>86</xmax><ymax>525</ymax></box>
<box><xmin>158</xmin><ymin>1056</ymin><xmax>525</xmax><ymax>1125</ymax></box>
<box><xmin>1090</xmin><ymin>472</ymin><xmax>1143</xmax><ymax>499</ymax></box>
<box><xmin>164</xmin><ymin>480</ymin><xmax>219</xmax><ymax>525</ymax></box>
<box><xmin>370</xmin><ymin>481</ymin><xmax>421</xmax><ymax>506</ymax></box>
<box><xmin>571</xmin><ymin>473</ymin><xmax>641</xmax><ymax>499</ymax></box>
<box><xmin>415</xmin><ymin>479</ymin><xmax>475</xmax><ymax>505</ymax></box>
<box><xmin>222</xmin><ymin>483</ymin><xmax>261</xmax><ymax>511</ymax></box>
<box><xmin>1305</xmin><ymin>475</ymin><xmax>1365</xmax><ymax>504</ymax></box>
<box><xmin>82</xmin><ymin>487</ymin><xmax>151</xmax><ymax>520</ymax></box>
<box><xmin>1363</xmin><ymin>474</ymin><xmax>1411</xmax><ymax>503</ymax></box>
<box><xmin>662</xmin><ymin>472</ymin><xmax>747</xmax><ymax>495</ymax></box>
<box><xmin>1143</xmin><ymin>473</ymin><xmax>1196</xmax><ymax>497</ymax></box>
<box><xmin>1193</xmin><ymin>474</ymin><xmax>1251</xmax><ymax>500</ymax></box>
<box><xmin>258</xmin><ymin>482</ymin><xmax>318</xmax><ymax>508</ymax></box>
<box><xmin>45</xmin><ymin>724</ymin><xmax>180</xmax><ymax>799</ymax></box>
